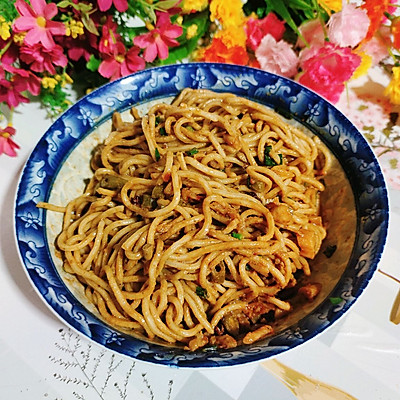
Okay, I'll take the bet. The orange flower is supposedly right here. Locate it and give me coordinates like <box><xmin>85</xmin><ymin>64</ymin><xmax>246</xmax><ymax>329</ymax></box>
<box><xmin>198</xmin><ymin>38</ymin><xmax>249</xmax><ymax>65</ymax></box>
<box><xmin>392</xmin><ymin>17</ymin><xmax>400</xmax><ymax>50</ymax></box>
<box><xmin>361</xmin><ymin>0</ymin><xmax>390</xmax><ymax>42</ymax></box>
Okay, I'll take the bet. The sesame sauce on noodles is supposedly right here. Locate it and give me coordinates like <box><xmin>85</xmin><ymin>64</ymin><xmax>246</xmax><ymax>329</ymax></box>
<box><xmin>38</xmin><ymin>89</ymin><xmax>331</xmax><ymax>350</ymax></box>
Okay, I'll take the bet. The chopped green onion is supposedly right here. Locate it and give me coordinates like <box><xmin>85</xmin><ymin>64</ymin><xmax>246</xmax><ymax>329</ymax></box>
<box><xmin>142</xmin><ymin>194</ymin><xmax>153</xmax><ymax>209</ymax></box>
<box><xmin>159</xmin><ymin>127</ymin><xmax>167</xmax><ymax>136</ymax></box>
<box><xmin>186</xmin><ymin>148</ymin><xmax>199</xmax><ymax>156</ymax></box>
<box><xmin>323</xmin><ymin>244</ymin><xmax>337</xmax><ymax>258</ymax></box>
<box><xmin>329</xmin><ymin>297</ymin><xmax>342</xmax><ymax>305</ymax></box>
<box><xmin>185</xmin><ymin>125</ymin><xmax>194</xmax><ymax>132</ymax></box>
<box><xmin>155</xmin><ymin>148</ymin><xmax>160</xmax><ymax>161</ymax></box>
<box><xmin>231</xmin><ymin>232</ymin><xmax>243</xmax><ymax>240</ymax></box>
<box><xmin>196</xmin><ymin>286</ymin><xmax>208</xmax><ymax>298</ymax></box>
<box><xmin>264</xmin><ymin>145</ymin><xmax>283</xmax><ymax>166</ymax></box>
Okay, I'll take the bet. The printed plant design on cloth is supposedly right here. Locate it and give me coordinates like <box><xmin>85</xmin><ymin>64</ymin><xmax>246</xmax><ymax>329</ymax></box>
<box><xmin>0</xmin><ymin>0</ymin><xmax>400</xmax><ymax>157</ymax></box>
<box><xmin>49</xmin><ymin>328</ymin><xmax>175</xmax><ymax>399</ymax></box>
<box><xmin>337</xmin><ymin>86</ymin><xmax>400</xmax><ymax>190</ymax></box>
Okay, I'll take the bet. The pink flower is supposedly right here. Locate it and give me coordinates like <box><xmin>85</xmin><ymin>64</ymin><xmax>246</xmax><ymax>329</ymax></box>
<box><xmin>299</xmin><ymin>42</ymin><xmax>361</xmax><ymax>103</ymax></box>
<box><xmin>13</xmin><ymin>0</ymin><xmax>66</xmax><ymax>50</ymax></box>
<box><xmin>328</xmin><ymin>3</ymin><xmax>370</xmax><ymax>47</ymax></box>
<box><xmin>99</xmin><ymin>16</ymin><xmax>122</xmax><ymax>55</ymax></box>
<box><xmin>255</xmin><ymin>34</ymin><xmax>298</xmax><ymax>78</ymax></box>
<box><xmin>0</xmin><ymin>66</ymin><xmax>29</xmax><ymax>108</ymax></box>
<box><xmin>62</xmin><ymin>34</ymin><xmax>98</xmax><ymax>62</ymax></box>
<box><xmin>98</xmin><ymin>43</ymin><xmax>145</xmax><ymax>81</ymax></box>
<box><xmin>97</xmin><ymin>0</ymin><xmax>128</xmax><ymax>13</ymax></box>
<box><xmin>133</xmin><ymin>12</ymin><xmax>183</xmax><ymax>62</ymax></box>
<box><xmin>245</xmin><ymin>12</ymin><xmax>285</xmax><ymax>51</ymax></box>
<box><xmin>359</xmin><ymin>26</ymin><xmax>390</xmax><ymax>65</ymax></box>
<box><xmin>0</xmin><ymin>64</ymin><xmax>41</xmax><ymax>108</ymax></box>
<box><xmin>0</xmin><ymin>125</ymin><xmax>19</xmax><ymax>157</ymax></box>
<box><xmin>297</xmin><ymin>19</ymin><xmax>325</xmax><ymax>48</ymax></box>
<box><xmin>20</xmin><ymin>43</ymin><xmax>67</xmax><ymax>74</ymax></box>
<box><xmin>7</xmin><ymin>65</ymin><xmax>41</xmax><ymax>96</ymax></box>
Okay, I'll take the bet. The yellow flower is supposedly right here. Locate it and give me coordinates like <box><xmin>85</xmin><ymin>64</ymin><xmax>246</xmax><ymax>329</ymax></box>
<box><xmin>210</xmin><ymin>0</ymin><xmax>245</xmax><ymax>28</ymax></box>
<box><xmin>65</xmin><ymin>19</ymin><xmax>84</xmax><ymax>39</ymax></box>
<box><xmin>351</xmin><ymin>52</ymin><xmax>372</xmax><ymax>80</ymax></box>
<box><xmin>0</xmin><ymin>17</ymin><xmax>11</xmax><ymax>41</ymax></box>
<box><xmin>182</xmin><ymin>0</ymin><xmax>208</xmax><ymax>13</ymax></box>
<box><xmin>384</xmin><ymin>66</ymin><xmax>400</xmax><ymax>105</ymax></box>
<box><xmin>42</xmin><ymin>77</ymin><xmax>59</xmax><ymax>91</ymax></box>
<box><xmin>214</xmin><ymin>26</ymin><xmax>246</xmax><ymax>48</ymax></box>
<box><xmin>13</xmin><ymin>32</ymin><xmax>26</xmax><ymax>45</ymax></box>
<box><xmin>55</xmin><ymin>73</ymin><xmax>74</xmax><ymax>87</ymax></box>
<box><xmin>186</xmin><ymin>24</ymin><xmax>198</xmax><ymax>40</ymax></box>
<box><xmin>318</xmin><ymin>0</ymin><xmax>342</xmax><ymax>13</ymax></box>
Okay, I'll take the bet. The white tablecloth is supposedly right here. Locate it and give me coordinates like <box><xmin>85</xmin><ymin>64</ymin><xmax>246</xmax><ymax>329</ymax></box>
<box><xmin>1</xmin><ymin>77</ymin><xmax>400</xmax><ymax>399</ymax></box>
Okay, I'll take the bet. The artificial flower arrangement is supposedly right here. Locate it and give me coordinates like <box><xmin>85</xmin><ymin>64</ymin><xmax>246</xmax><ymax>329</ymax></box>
<box><xmin>0</xmin><ymin>0</ymin><xmax>399</xmax><ymax>157</ymax></box>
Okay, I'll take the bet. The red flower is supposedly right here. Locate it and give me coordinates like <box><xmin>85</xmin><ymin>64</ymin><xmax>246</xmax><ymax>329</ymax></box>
<box><xmin>200</xmin><ymin>38</ymin><xmax>249</xmax><ymax>65</ymax></box>
<box><xmin>299</xmin><ymin>43</ymin><xmax>361</xmax><ymax>103</ymax></box>
<box><xmin>133</xmin><ymin>12</ymin><xmax>183</xmax><ymax>62</ymax></box>
<box><xmin>98</xmin><ymin>42</ymin><xmax>145</xmax><ymax>81</ymax></box>
<box><xmin>13</xmin><ymin>0</ymin><xmax>66</xmax><ymax>50</ymax></box>
<box><xmin>0</xmin><ymin>125</ymin><xmax>19</xmax><ymax>157</ymax></box>
<box><xmin>245</xmin><ymin>12</ymin><xmax>285</xmax><ymax>51</ymax></box>
<box><xmin>20</xmin><ymin>43</ymin><xmax>68</xmax><ymax>74</ymax></box>
<box><xmin>97</xmin><ymin>0</ymin><xmax>128</xmax><ymax>13</ymax></box>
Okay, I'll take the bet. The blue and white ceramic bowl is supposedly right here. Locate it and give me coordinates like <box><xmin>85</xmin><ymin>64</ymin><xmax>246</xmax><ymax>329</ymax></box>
<box><xmin>14</xmin><ymin>63</ymin><xmax>389</xmax><ymax>367</ymax></box>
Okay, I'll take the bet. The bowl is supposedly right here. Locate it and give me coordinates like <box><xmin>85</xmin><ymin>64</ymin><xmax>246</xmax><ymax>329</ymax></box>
<box><xmin>14</xmin><ymin>63</ymin><xmax>389</xmax><ymax>367</ymax></box>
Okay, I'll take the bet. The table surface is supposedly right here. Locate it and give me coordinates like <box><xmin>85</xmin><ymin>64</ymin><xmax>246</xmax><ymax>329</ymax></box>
<box><xmin>1</xmin><ymin>67</ymin><xmax>400</xmax><ymax>400</ymax></box>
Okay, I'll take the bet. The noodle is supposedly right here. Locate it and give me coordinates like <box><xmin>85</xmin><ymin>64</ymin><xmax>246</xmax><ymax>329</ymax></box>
<box><xmin>37</xmin><ymin>89</ymin><xmax>330</xmax><ymax>350</ymax></box>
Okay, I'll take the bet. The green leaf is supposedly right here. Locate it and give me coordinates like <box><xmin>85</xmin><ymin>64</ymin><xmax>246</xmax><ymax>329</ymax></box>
<box><xmin>57</xmin><ymin>0</ymin><xmax>72</xmax><ymax>8</ymax></box>
<box><xmin>266</xmin><ymin>0</ymin><xmax>308</xmax><ymax>44</ymax></box>
<box><xmin>0</xmin><ymin>0</ymin><xmax>17</xmax><ymax>21</ymax></box>
<box><xmin>287</xmin><ymin>0</ymin><xmax>314</xmax><ymax>12</ymax></box>
<box><xmin>39</xmin><ymin>84</ymin><xmax>71</xmax><ymax>118</ymax></box>
<box><xmin>86</xmin><ymin>55</ymin><xmax>101</xmax><ymax>72</ymax></box>
<box><xmin>81</xmin><ymin>14</ymin><xmax>99</xmax><ymax>36</ymax></box>
<box><xmin>154</xmin><ymin>0</ymin><xmax>181</xmax><ymax>10</ymax></box>
<box><xmin>123</xmin><ymin>25</ymin><xmax>148</xmax><ymax>41</ymax></box>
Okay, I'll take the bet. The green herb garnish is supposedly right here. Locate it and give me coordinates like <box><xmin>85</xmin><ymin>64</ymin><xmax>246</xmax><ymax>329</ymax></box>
<box><xmin>186</xmin><ymin>148</ymin><xmax>199</xmax><ymax>156</ymax></box>
<box><xmin>323</xmin><ymin>244</ymin><xmax>337</xmax><ymax>258</ymax></box>
<box><xmin>155</xmin><ymin>148</ymin><xmax>161</xmax><ymax>161</ymax></box>
<box><xmin>329</xmin><ymin>297</ymin><xmax>342</xmax><ymax>305</ymax></box>
<box><xmin>159</xmin><ymin>127</ymin><xmax>167</xmax><ymax>136</ymax></box>
<box><xmin>196</xmin><ymin>286</ymin><xmax>208</xmax><ymax>298</ymax></box>
<box><xmin>231</xmin><ymin>232</ymin><xmax>243</xmax><ymax>240</ymax></box>
<box><xmin>264</xmin><ymin>145</ymin><xmax>283</xmax><ymax>166</ymax></box>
